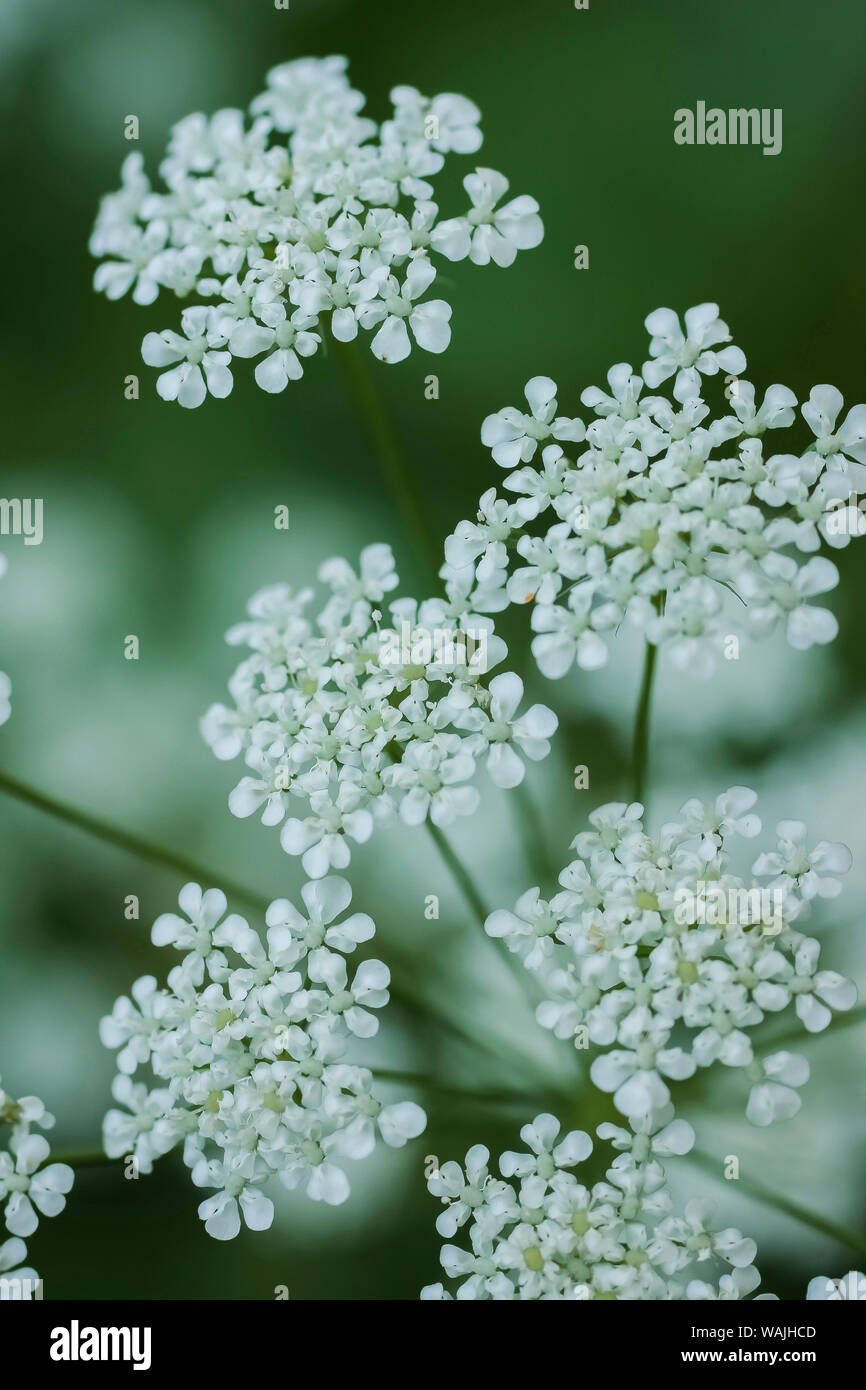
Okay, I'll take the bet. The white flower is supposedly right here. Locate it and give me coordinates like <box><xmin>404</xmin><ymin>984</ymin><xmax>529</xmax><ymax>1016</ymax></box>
<box><xmin>265</xmin><ymin>877</ymin><xmax>374</xmax><ymax>965</ymax></box>
<box><xmin>280</xmin><ymin>784</ymin><xmax>374</xmax><ymax>878</ymax></box>
<box><xmin>193</xmin><ymin>1158</ymin><xmax>274</xmax><ymax>1241</ymax></box>
<box><xmin>590</xmin><ymin>1037</ymin><xmax>696</xmax><ymax>1118</ymax></box>
<box><xmin>358</xmin><ymin>258</ymin><xmax>452</xmax><ymax>363</ymax></box>
<box><xmin>745</xmin><ymin>1051</ymin><xmax>810</xmax><ymax>1127</ymax></box>
<box><xmin>481</xmin><ymin>376</ymin><xmax>584</xmax><ymax>469</ymax></box>
<box><xmin>0</xmin><ymin>1134</ymin><xmax>74</xmax><ymax>1238</ymax></box>
<box><xmin>740</xmin><ymin>553</ymin><xmax>839</xmax><ymax>651</ymax></box>
<box><xmin>455</xmin><ymin>672</ymin><xmax>557</xmax><ymax>788</ymax></box>
<box><xmin>229</xmin><ymin>304</ymin><xmax>320</xmax><ymax>393</ymax></box>
<box><xmin>642</xmin><ymin>303</ymin><xmax>746</xmax><ymax>400</ymax></box>
<box><xmin>753</xmin><ymin>820</ymin><xmax>852</xmax><ymax>903</ymax></box>
<box><xmin>499</xmin><ymin>1114</ymin><xmax>593</xmax><ymax>1179</ymax></box>
<box><xmin>458</xmin><ymin>167</ymin><xmax>543</xmax><ymax>267</ymax></box>
<box><xmin>385</xmin><ymin>741</ymin><xmax>479</xmax><ymax>828</ymax></box>
<box><xmin>92</xmin><ymin>219</ymin><xmax>169</xmax><ymax>305</ymax></box>
<box><xmin>802</xmin><ymin>385</ymin><xmax>866</xmax><ymax>481</ymax></box>
<box><xmin>141</xmin><ymin>306</ymin><xmax>232</xmax><ymax>408</ymax></box>
<box><xmin>151</xmin><ymin>883</ymin><xmax>237</xmax><ymax>985</ymax></box>
<box><xmin>103</xmin><ymin>1076</ymin><xmax>174</xmax><ymax>1174</ymax></box>
<box><xmin>754</xmin><ymin>939</ymin><xmax>856</xmax><ymax>1033</ymax></box>
<box><xmin>530</xmin><ymin>589</ymin><xmax>609</xmax><ymax>678</ymax></box>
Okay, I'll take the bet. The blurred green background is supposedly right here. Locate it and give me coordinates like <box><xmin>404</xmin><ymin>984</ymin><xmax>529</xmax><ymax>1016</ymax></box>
<box><xmin>0</xmin><ymin>0</ymin><xmax>863</xmax><ymax>1300</ymax></box>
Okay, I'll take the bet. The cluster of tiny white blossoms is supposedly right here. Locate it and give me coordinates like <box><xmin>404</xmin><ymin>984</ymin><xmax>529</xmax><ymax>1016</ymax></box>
<box><xmin>99</xmin><ymin>880</ymin><xmax>426</xmax><ymax>1239</ymax></box>
<box><xmin>0</xmin><ymin>556</ymin><xmax>10</xmax><ymax>726</ymax></box>
<box><xmin>201</xmin><ymin>542</ymin><xmax>557</xmax><ymax>877</ymax></box>
<box><xmin>0</xmin><ymin>1075</ymin><xmax>74</xmax><ymax>1294</ymax></box>
<box><xmin>421</xmin><ymin>1110</ymin><xmax>774</xmax><ymax>1300</ymax></box>
<box><xmin>443</xmin><ymin>305</ymin><xmax>866</xmax><ymax>679</ymax></box>
<box><xmin>90</xmin><ymin>56</ymin><xmax>543</xmax><ymax>405</ymax></box>
<box><xmin>485</xmin><ymin>788</ymin><xmax>856</xmax><ymax>1126</ymax></box>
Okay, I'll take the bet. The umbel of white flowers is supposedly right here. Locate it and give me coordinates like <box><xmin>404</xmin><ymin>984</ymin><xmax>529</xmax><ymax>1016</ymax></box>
<box><xmin>99</xmin><ymin>879</ymin><xmax>426</xmax><ymax>1239</ymax></box>
<box><xmin>444</xmin><ymin>304</ymin><xmax>866</xmax><ymax>678</ymax></box>
<box><xmin>90</xmin><ymin>56</ymin><xmax>543</xmax><ymax>405</ymax></box>
<box><xmin>421</xmin><ymin>1112</ymin><xmax>862</xmax><ymax>1301</ymax></box>
<box><xmin>0</xmin><ymin>1075</ymin><xmax>74</xmax><ymax>1295</ymax></box>
<box><xmin>486</xmin><ymin>788</ymin><xmax>855</xmax><ymax>1126</ymax></box>
<box><xmin>420</xmin><ymin>1110</ymin><xmax>776</xmax><ymax>1301</ymax></box>
<box><xmin>201</xmin><ymin>542</ymin><xmax>557</xmax><ymax>878</ymax></box>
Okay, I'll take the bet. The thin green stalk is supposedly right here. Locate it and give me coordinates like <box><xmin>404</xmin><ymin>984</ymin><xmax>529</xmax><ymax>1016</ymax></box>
<box><xmin>630</xmin><ymin>639</ymin><xmax>658</xmax><ymax>808</ymax></box>
<box><xmin>508</xmin><ymin>778</ymin><xmax>555</xmax><ymax>887</ymax></box>
<box><xmin>371</xmin><ymin>1068</ymin><xmax>568</xmax><ymax>1110</ymax></box>
<box><xmin>425</xmin><ymin>821</ymin><xmax>490</xmax><ymax>928</ymax></box>
<box><xmin>0</xmin><ymin>768</ymin><xmax>263</xmax><ymax>910</ymax></box>
<box><xmin>0</xmin><ymin>766</ymin><xmax>538</xmax><ymax>1077</ymax></box>
<box><xmin>425</xmin><ymin>820</ymin><xmax>538</xmax><ymax>1005</ymax></box>
<box><xmin>49</xmin><ymin>1149</ymin><xmax>115</xmax><ymax>1170</ymax></box>
<box><xmin>329</xmin><ymin>335</ymin><xmax>440</xmax><ymax>583</ymax></box>
<box><xmin>689</xmin><ymin>1148</ymin><xmax>866</xmax><ymax>1258</ymax></box>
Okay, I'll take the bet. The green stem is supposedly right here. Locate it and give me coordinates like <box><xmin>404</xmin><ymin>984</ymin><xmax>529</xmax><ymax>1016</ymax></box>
<box><xmin>49</xmin><ymin>1149</ymin><xmax>115</xmax><ymax>1170</ymax></box>
<box><xmin>372</xmin><ymin>1068</ymin><xmax>566</xmax><ymax>1110</ymax></box>
<box><xmin>0</xmin><ymin>768</ymin><xmax>263</xmax><ymax>910</ymax></box>
<box><xmin>425</xmin><ymin>821</ymin><xmax>535</xmax><ymax>994</ymax></box>
<box><xmin>630</xmin><ymin>639</ymin><xmax>658</xmax><ymax>809</ymax></box>
<box><xmin>329</xmin><ymin>335</ymin><xmax>440</xmax><ymax>583</ymax></box>
<box><xmin>689</xmin><ymin>1148</ymin><xmax>866</xmax><ymax>1259</ymax></box>
<box><xmin>425</xmin><ymin>821</ymin><xmax>491</xmax><ymax>928</ymax></box>
<box><xmin>0</xmin><ymin>766</ymin><xmax>536</xmax><ymax>1076</ymax></box>
<box><xmin>508</xmin><ymin>778</ymin><xmax>554</xmax><ymax>887</ymax></box>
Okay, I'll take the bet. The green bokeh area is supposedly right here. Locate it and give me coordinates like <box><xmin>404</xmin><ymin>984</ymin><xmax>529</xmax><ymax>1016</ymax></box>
<box><xmin>0</xmin><ymin>0</ymin><xmax>864</xmax><ymax>1300</ymax></box>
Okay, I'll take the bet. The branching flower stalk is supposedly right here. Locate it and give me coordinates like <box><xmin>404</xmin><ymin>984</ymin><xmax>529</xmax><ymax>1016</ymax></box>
<box><xmin>1</xmin><ymin>50</ymin><xmax>862</xmax><ymax>1296</ymax></box>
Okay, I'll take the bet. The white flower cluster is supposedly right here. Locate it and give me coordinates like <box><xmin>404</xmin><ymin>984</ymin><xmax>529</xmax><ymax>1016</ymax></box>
<box><xmin>485</xmin><ymin>788</ymin><xmax>856</xmax><ymax>1126</ymax></box>
<box><xmin>444</xmin><ymin>305</ymin><xmax>866</xmax><ymax>678</ymax></box>
<box><xmin>99</xmin><ymin>879</ymin><xmax>426</xmax><ymax>1239</ymax></box>
<box><xmin>201</xmin><ymin>542</ymin><xmax>557</xmax><ymax>877</ymax></box>
<box><xmin>422</xmin><ymin>1111</ymin><xmax>773</xmax><ymax>1300</ymax></box>
<box><xmin>90</xmin><ymin>56</ymin><xmax>543</xmax><ymax>405</ymax></box>
<box><xmin>0</xmin><ymin>1075</ymin><xmax>73</xmax><ymax>1292</ymax></box>
<box><xmin>0</xmin><ymin>556</ymin><xmax>10</xmax><ymax>726</ymax></box>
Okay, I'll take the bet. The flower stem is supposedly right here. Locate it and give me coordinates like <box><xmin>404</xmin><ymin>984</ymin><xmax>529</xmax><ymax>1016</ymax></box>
<box><xmin>0</xmin><ymin>767</ymin><xmax>531</xmax><ymax>1073</ymax></box>
<box><xmin>630</xmin><ymin>639</ymin><xmax>658</xmax><ymax>809</ymax></box>
<box><xmin>425</xmin><ymin>821</ymin><xmax>490</xmax><ymax>927</ymax></box>
<box><xmin>329</xmin><ymin>335</ymin><xmax>440</xmax><ymax>583</ymax></box>
<box><xmin>425</xmin><ymin>821</ymin><xmax>540</xmax><ymax>1005</ymax></box>
<box><xmin>48</xmin><ymin>1149</ymin><xmax>114</xmax><ymax>1170</ymax></box>
<box><xmin>373</xmin><ymin>1068</ymin><xmax>568</xmax><ymax>1111</ymax></box>
<box><xmin>508</xmin><ymin>777</ymin><xmax>555</xmax><ymax>887</ymax></box>
<box><xmin>0</xmin><ymin>768</ymin><xmax>262</xmax><ymax>908</ymax></box>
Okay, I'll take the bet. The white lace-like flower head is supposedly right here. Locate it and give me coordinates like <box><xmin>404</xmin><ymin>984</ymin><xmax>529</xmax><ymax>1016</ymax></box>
<box><xmin>100</xmin><ymin>879</ymin><xmax>426</xmax><ymax>1238</ymax></box>
<box><xmin>91</xmin><ymin>58</ymin><xmax>543</xmax><ymax>404</ymax></box>
<box><xmin>446</xmin><ymin>308</ymin><xmax>862</xmax><ymax>680</ymax></box>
